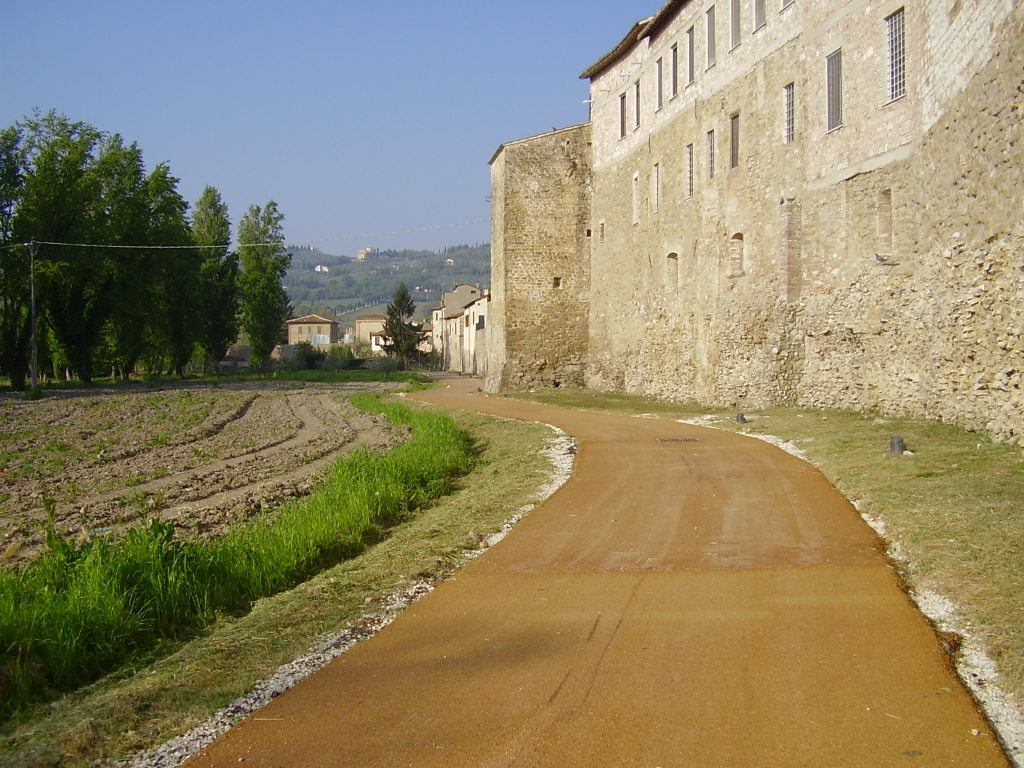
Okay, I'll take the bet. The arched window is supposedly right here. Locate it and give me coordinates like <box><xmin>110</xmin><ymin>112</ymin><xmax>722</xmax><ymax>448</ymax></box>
<box><xmin>728</xmin><ymin>233</ymin><xmax>745</xmax><ymax>277</ymax></box>
<box><xmin>876</xmin><ymin>188</ymin><xmax>893</xmax><ymax>254</ymax></box>
<box><xmin>667</xmin><ymin>252</ymin><xmax>679</xmax><ymax>290</ymax></box>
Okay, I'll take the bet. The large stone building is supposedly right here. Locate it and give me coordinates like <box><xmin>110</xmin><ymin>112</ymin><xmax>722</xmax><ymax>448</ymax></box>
<box><xmin>488</xmin><ymin>0</ymin><xmax>1023</xmax><ymax>445</ymax></box>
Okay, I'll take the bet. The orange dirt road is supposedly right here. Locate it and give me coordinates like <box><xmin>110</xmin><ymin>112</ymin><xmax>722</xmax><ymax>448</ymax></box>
<box><xmin>185</xmin><ymin>379</ymin><xmax>1009</xmax><ymax>767</ymax></box>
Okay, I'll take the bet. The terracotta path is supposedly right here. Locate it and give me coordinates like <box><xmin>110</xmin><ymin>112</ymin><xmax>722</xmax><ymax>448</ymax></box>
<box><xmin>186</xmin><ymin>378</ymin><xmax>1009</xmax><ymax>767</ymax></box>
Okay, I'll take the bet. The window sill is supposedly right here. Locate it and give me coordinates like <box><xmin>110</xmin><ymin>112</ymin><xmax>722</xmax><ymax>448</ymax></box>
<box><xmin>883</xmin><ymin>93</ymin><xmax>907</xmax><ymax>107</ymax></box>
<box><xmin>825</xmin><ymin>123</ymin><xmax>844</xmax><ymax>135</ymax></box>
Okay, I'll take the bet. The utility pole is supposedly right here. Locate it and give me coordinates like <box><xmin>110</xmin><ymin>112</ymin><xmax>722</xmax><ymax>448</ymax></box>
<box><xmin>29</xmin><ymin>239</ymin><xmax>37</xmax><ymax>390</ymax></box>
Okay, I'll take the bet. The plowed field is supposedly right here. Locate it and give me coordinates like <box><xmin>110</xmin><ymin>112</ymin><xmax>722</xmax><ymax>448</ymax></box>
<box><xmin>0</xmin><ymin>381</ymin><xmax>403</xmax><ymax>562</ymax></box>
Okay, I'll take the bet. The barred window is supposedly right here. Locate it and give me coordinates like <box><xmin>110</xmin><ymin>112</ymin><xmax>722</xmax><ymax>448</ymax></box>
<box><xmin>652</xmin><ymin>163</ymin><xmax>661</xmax><ymax>213</ymax></box>
<box><xmin>632</xmin><ymin>172</ymin><xmax>641</xmax><ymax>223</ymax></box>
<box><xmin>686</xmin><ymin>143</ymin><xmax>694</xmax><ymax>198</ymax></box>
<box><xmin>730</xmin><ymin>114</ymin><xmax>740</xmax><ymax>168</ymax></box>
<box><xmin>754</xmin><ymin>0</ymin><xmax>766</xmax><ymax>29</ymax></box>
<box><xmin>784</xmin><ymin>82</ymin><xmax>795</xmax><ymax>143</ymax></box>
<box><xmin>826</xmin><ymin>49</ymin><xmax>843</xmax><ymax>131</ymax></box>
<box><xmin>687</xmin><ymin>26</ymin><xmax>696</xmax><ymax>83</ymax></box>
<box><xmin>707</xmin><ymin>6</ymin><xmax>717</xmax><ymax>67</ymax></box>
<box><xmin>730</xmin><ymin>0</ymin><xmax>741</xmax><ymax>48</ymax></box>
<box><xmin>634</xmin><ymin>80</ymin><xmax>642</xmax><ymax>128</ymax></box>
<box><xmin>707</xmin><ymin>129</ymin><xmax>716</xmax><ymax>177</ymax></box>
<box><xmin>886</xmin><ymin>8</ymin><xmax>906</xmax><ymax>101</ymax></box>
<box><xmin>671</xmin><ymin>44</ymin><xmax>679</xmax><ymax>97</ymax></box>
<box><xmin>657</xmin><ymin>58</ymin><xmax>664</xmax><ymax>109</ymax></box>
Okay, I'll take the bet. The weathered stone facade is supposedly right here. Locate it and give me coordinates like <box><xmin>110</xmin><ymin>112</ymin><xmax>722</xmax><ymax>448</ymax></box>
<box><xmin>491</xmin><ymin>0</ymin><xmax>1023</xmax><ymax>444</ymax></box>
<box><xmin>486</xmin><ymin>125</ymin><xmax>592</xmax><ymax>391</ymax></box>
<box><xmin>432</xmin><ymin>285</ymin><xmax>489</xmax><ymax>376</ymax></box>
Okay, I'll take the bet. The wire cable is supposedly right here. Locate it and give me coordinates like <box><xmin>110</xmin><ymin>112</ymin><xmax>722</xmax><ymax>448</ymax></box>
<box><xmin>15</xmin><ymin>217</ymin><xmax>488</xmax><ymax>252</ymax></box>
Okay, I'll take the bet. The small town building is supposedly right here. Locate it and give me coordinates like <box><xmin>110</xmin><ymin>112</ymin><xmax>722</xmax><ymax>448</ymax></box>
<box><xmin>286</xmin><ymin>315</ymin><xmax>340</xmax><ymax>346</ymax></box>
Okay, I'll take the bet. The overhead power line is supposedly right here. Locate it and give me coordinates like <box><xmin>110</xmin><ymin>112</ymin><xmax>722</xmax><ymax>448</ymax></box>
<box><xmin>28</xmin><ymin>240</ymin><xmax>273</xmax><ymax>250</ymax></box>
<box><xmin>9</xmin><ymin>218</ymin><xmax>489</xmax><ymax>252</ymax></box>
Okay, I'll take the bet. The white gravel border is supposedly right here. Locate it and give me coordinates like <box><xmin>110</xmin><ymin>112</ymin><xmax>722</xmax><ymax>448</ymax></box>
<box><xmin>114</xmin><ymin>424</ymin><xmax>575</xmax><ymax>768</ymax></box>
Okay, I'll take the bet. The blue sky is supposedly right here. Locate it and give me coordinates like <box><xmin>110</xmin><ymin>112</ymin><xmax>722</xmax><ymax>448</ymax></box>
<box><xmin>2</xmin><ymin>1</ymin><xmax>659</xmax><ymax>253</ymax></box>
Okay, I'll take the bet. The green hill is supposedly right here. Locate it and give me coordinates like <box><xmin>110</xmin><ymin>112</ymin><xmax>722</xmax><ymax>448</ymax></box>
<box><xmin>284</xmin><ymin>244</ymin><xmax>490</xmax><ymax>326</ymax></box>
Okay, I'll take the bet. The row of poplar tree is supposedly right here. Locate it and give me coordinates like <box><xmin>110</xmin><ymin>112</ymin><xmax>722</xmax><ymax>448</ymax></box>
<box><xmin>0</xmin><ymin>110</ymin><xmax>292</xmax><ymax>389</ymax></box>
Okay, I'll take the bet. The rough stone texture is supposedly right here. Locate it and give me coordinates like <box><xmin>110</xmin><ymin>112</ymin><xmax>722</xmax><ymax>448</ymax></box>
<box><xmin>486</xmin><ymin>125</ymin><xmax>592</xmax><ymax>392</ymax></box>
<box><xmin>493</xmin><ymin>0</ymin><xmax>1023</xmax><ymax>445</ymax></box>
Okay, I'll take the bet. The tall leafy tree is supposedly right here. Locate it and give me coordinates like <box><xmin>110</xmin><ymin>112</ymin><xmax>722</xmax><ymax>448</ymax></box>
<box><xmin>383</xmin><ymin>282</ymin><xmax>420</xmax><ymax>367</ymax></box>
<box><xmin>191</xmin><ymin>186</ymin><xmax>239</xmax><ymax>366</ymax></box>
<box><xmin>13</xmin><ymin>112</ymin><xmax>110</xmax><ymax>383</ymax></box>
<box><xmin>0</xmin><ymin>125</ymin><xmax>32</xmax><ymax>389</ymax></box>
<box><xmin>97</xmin><ymin>135</ymin><xmax>153</xmax><ymax>379</ymax></box>
<box><xmin>146</xmin><ymin>164</ymin><xmax>197</xmax><ymax>376</ymax></box>
<box><xmin>238</xmin><ymin>201</ymin><xmax>290</xmax><ymax>365</ymax></box>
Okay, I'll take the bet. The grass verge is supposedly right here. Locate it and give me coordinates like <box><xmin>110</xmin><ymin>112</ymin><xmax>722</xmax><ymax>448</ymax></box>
<box><xmin>0</xmin><ymin>404</ymin><xmax>558</xmax><ymax>768</ymax></box>
<box><xmin>0</xmin><ymin>394</ymin><xmax>470</xmax><ymax>723</ymax></box>
<box><xmin>507</xmin><ymin>387</ymin><xmax>1024</xmax><ymax>702</ymax></box>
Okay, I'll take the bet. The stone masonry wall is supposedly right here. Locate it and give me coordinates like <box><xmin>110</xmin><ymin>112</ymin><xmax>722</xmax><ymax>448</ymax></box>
<box><xmin>579</xmin><ymin>0</ymin><xmax>1023</xmax><ymax>444</ymax></box>
<box><xmin>486</xmin><ymin>125</ymin><xmax>592</xmax><ymax>392</ymax></box>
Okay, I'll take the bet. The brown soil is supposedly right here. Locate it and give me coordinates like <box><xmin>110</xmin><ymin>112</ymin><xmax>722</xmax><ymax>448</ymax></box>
<box><xmin>185</xmin><ymin>377</ymin><xmax>1011</xmax><ymax>768</ymax></box>
<box><xmin>0</xmin><ymin>381</ymin><xmax>404</xmax><ymax>562</ymax></box>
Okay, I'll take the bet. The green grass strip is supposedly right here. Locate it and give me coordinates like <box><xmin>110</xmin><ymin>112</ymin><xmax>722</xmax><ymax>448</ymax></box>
<box><xmin>0</xmin><ymin>394</ymin><xmax>472</xmax><ymax>721</ymax></box>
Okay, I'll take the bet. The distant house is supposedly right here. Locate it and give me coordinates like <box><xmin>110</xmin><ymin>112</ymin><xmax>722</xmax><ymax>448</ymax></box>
<box><xmin>368</xmin><ymin>321</ymin><xmax>431</xmax><ymax>358</ymax></box>
<box><xmin>355</xmin><ymin>314</ymin><xmax>387</xmax><ymax>349</ymax></box>
<box><xmin>419</xmin><ymin>323</ymin><xmax>434</xmax><ymax>354</ymax></box>
<box><xmin>219</xmin><ymin>345</ymin><xmax>252</xmax><ymax>372</ymax></box>
<box><xmin>286</xmin><ymin>315</ymin><xmax>340</xmax><ymax>346</ymax></box>
<box><xmin>431</xmin><ymin>284</ymin><xmax>488</xmax><ymax>376</ymax></box>
<box><xmin>369</xmin><ymin>330</ymin><xmax>389</xmax><ymax>356</ymax></box>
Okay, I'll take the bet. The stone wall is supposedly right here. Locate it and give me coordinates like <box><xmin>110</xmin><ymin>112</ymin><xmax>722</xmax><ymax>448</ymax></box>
<box><xmin>491</xmin><ymin>0</ymin><xmax>1022</xmax><ymax>445</ymax></box>
<box><xmin>485</xmin><ymin>125</ymin><xmax>592</xmax><ymax>392</ymax></box>
<box><xmin>582</xmin><ymin>0</ymin><xmax>1023</xmax><ymax>445</ymax></box>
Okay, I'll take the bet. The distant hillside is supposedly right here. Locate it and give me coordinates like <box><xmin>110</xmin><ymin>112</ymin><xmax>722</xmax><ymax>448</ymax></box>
<box><xmin>283</xmin><ymin>243</ymin><xmax>490</xmax><ymax>325</ymax></box>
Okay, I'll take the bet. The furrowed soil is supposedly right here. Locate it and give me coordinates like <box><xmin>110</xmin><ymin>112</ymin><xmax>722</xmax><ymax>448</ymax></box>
<box><xmin>0</xmin><ymin>381</ymin><xmax>405</xmax><ymax>562</ymax></box>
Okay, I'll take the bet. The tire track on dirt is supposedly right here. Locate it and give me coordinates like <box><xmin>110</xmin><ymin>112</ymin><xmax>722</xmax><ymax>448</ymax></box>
<box><xmin>0</xmin><ymin>383</ymin><xmax>403</xmax><ymax>559</ymax></box>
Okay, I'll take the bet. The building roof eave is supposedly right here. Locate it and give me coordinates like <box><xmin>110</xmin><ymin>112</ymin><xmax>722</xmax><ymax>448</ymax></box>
<box><xmin>579</xmin><ymin>1</ymin><xmax>689</xmax><ymax>81</ymax></box>
<box><xmin>489</xmin><ymin>123</ymin><xmax>592</xmax><ymax>165</ymax></box>
<box><xmin>579</xmin><ymin>17</ymin><xmax>652</xmax><ymax>80</ymax></box>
